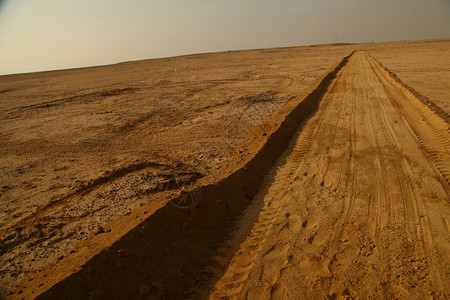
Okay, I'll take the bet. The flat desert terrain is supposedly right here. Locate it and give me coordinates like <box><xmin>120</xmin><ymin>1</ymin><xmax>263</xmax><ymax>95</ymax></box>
<box><xmin>0</xmin><ymin>39</ymin><xmax>449</xmax><ymax>299</ymax></box>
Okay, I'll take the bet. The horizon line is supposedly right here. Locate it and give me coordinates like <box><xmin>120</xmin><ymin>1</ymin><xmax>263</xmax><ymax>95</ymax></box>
<box><xmin>1</xmin><ymin>37</ymin><xmax>448</xmax><ymax>78</ymax></box>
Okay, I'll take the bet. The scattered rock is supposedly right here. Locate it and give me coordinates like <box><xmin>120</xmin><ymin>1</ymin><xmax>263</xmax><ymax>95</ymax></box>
<box><xmin>117</xmin><ymin>248</ymin><xmax>130</xmax><ymax>256</ymax></box>
<box><xmin>95</xmin><ymin>226</ymin><xmax>105</xmax><ymax>234</ymax></box>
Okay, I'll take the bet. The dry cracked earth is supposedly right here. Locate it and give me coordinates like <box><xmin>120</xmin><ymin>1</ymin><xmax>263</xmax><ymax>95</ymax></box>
<box><xmin>0</xmin><ymin>39</ymin><xmax>449</xmax><ymax>299</ymax></box>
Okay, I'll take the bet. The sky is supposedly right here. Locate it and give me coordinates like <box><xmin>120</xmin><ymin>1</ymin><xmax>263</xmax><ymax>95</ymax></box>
<box><xmin>0</xmin><ymin>0</ymin><xmax>449</xmax><ymax>75</ymax></box>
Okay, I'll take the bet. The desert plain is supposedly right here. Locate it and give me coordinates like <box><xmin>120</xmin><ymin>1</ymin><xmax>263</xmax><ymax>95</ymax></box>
<box><xmin>0</xmin><ymin>39</ymin><xmax>449</xmax><ymax>299</ymax></box>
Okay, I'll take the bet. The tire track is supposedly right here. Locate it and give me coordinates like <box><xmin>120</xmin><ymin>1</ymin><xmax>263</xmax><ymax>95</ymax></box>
<box><xmin>207</xmin><ymin>191</ymin><xmax>285</xmax><ymax>299</ymax></box>
<box><xmin>368</xmin><ymin>54</ymin><xmax>447</xmax><ymax>295</ymax></box>
<box><xmin>357</xmin><ymin>62</ymin><xmax>386</xmax><ymax>244</ymax></box>
<box><xmin>367</xmin><ymin>54</ymin><xmax>450</xmax><ymax>190</ymax></box>
<box><xmin>326</xmin><ymin>71</ymin><xmax>358</xmax><ymax>250</ymax></box>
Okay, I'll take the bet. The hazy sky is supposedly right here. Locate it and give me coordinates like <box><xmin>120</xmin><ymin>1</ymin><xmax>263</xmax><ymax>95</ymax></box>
<box><xmin>0</xmin><ymin>0</ymin><xmax>449</xmax><ymax>75</ymax></box>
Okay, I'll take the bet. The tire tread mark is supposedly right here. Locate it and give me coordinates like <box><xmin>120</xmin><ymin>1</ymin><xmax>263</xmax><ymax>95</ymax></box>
<box><xmin>368</xmin><ymin>54</ymin><xmax>446</xmax><ymax>295</ymax></box>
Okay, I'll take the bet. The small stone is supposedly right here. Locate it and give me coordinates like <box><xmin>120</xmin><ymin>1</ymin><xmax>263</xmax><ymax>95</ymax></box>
<box><xmin>89</xmin><ymin>290</ymin><xmax>104</xmax><ymax>300</ymax></box>
<box><xmin>95</xmin><ymin>226</ymin><xmax>105</xmax><ymax>234</ymax></box>
<box><xmin>139</xmin><ymin>285</ymin><xmax>151</xmax><ymax>296</ymax></box>
<box><xmin>117</xmin><ymin>249</ymin><xmax>130</xmax><ymax>256</ymax></box>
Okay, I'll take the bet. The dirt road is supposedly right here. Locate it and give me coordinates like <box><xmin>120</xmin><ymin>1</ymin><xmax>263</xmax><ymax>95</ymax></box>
<box><xmin>207</xmin><ymin>52</ymin><xmax>449</xmax><ymax>299</ymax></box>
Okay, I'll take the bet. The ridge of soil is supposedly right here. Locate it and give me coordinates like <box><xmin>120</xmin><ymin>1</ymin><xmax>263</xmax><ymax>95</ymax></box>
<box><xmin>369</xmin><ymin>55</ymin><xmax>449</xmax><ymax>125</ymax></box>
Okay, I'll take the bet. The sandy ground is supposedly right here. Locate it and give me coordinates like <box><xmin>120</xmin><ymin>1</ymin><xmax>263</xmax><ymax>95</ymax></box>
<box><xmin>0</xmin><ymin>39</ymin><xmax>449</xmax><ymax>298</ymax></box>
